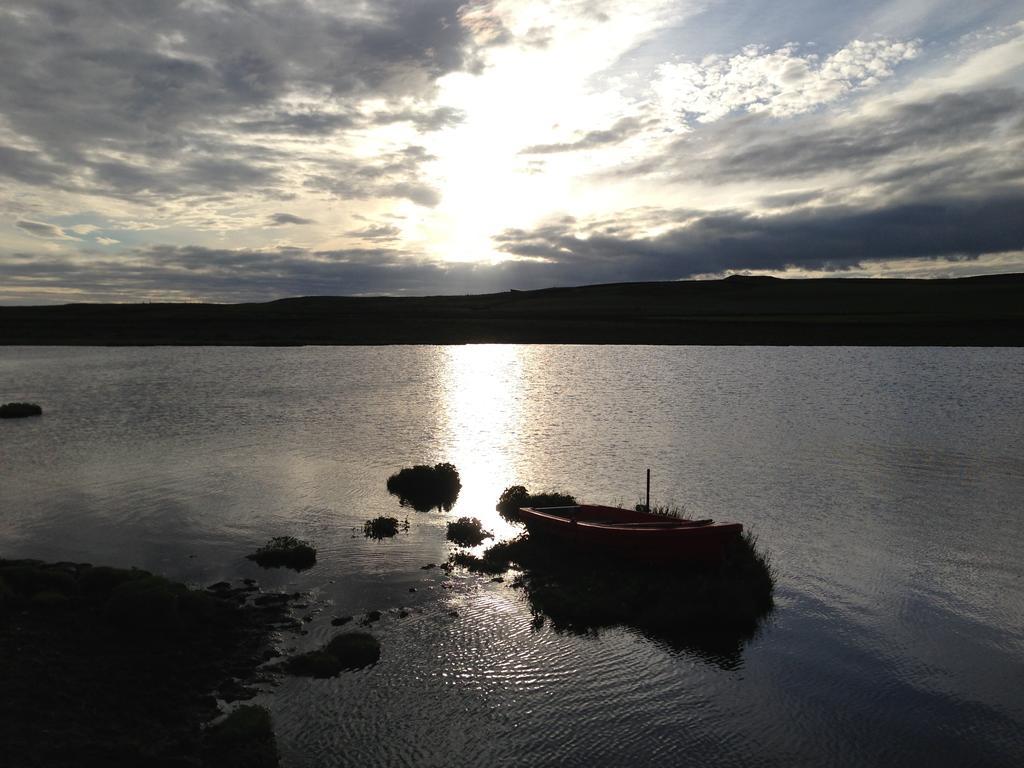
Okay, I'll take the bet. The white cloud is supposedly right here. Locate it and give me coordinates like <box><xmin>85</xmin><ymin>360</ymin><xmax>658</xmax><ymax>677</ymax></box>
<box><xmin>95</xmin><ymin>236</ymin><xmax>120</xmax><ymax>246</ymax></box>
<box><xmin>653</xmin><ymin>38</ymin><xmax>921</xmax><ymax>126</ymax></box>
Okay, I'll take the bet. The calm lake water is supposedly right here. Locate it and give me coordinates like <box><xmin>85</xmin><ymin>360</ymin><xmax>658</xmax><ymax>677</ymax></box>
<box><xmin>2</xmin><ymin>345</ymin><xmax>1023</xmax><ymax>767</ymax></box>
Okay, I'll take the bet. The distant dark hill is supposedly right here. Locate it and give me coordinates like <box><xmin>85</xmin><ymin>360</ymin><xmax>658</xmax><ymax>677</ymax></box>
<box><xmin>2</xmin><ymin>274</ymin><xmax>1022</xmax><ymax>346</ymax></box>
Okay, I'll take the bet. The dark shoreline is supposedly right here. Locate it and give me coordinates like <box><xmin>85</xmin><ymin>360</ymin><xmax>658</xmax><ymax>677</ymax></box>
<box><xmin>2</xmin><ymin>274</ymin><xmax>1023</xmax><ymax>346</ymax></box>
<box><xmin>0</xmin><ymin>559</ymin><xmax>288</xmax><ymax>767</ymax></box>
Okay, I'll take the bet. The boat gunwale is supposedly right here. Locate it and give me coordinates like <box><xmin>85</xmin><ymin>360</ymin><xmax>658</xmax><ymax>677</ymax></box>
<box><xmin>519</xmin><ymin>505</ymin><xmax>743</xmax><ymax>535</ymax></box>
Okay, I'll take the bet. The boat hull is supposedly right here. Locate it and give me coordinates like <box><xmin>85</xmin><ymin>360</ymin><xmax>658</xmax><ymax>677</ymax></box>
<box><xmin>518</xmin><ymin>505</ymin><xmax>743</xmax><ymax>564</ymax></box>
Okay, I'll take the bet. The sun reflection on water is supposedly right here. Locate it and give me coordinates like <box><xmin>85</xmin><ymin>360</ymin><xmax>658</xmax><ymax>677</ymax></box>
<box><xmin>441</xmin><ymin>345</ymin><xmax>529</xmax><ymax>541</ymax></box>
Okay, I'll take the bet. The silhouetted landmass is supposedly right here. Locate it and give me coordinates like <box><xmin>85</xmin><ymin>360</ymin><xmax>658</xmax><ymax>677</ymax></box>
<box><xmin>2</xmin><ymin>274</ymin><xmax>1023</xmax><ymax>345</ymax></box>
<box><xmin>0</xmin><ymin>559</ymin><xmax>287</xmax><ymax>767</ymax></box>
<box><xmin>0</xmin><ymin>402</ymin><xmax>42</xmax><ymax>418</ymax></box>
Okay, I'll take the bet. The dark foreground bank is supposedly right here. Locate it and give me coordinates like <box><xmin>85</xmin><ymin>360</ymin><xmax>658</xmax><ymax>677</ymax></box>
<box><xmin>2</xmin><ymin>274</ymin><xmax>1022</xmax><ymax>346</ymax></box>
<box><xmin>0</xmin><ymin>560</ymin><xmax>287</xmax><ymax>767</ymax></box>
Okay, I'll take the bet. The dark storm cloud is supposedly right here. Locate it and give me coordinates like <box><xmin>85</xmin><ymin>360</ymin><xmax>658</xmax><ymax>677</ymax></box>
<box><xmin>6</xmin><ymin>191</ymin><xmax>1022</xmax><ymax>302</ymax></box>
<box><xmin>622</xmin><ymin>88</ymin><xmax>1024</xmax><ymax>197</ymax></box>
<box><xmin>370</xmin><ymin>106</ymin><xmax>467</xmax><ymax>132</ymax></box>
<box><xmin>0</xmin><ymin>0</ymin><xmax>476</xmax><ymax>204</ymax></box>
<box><xmin>344</xmin><ymin>224</ymin><xmax>403</xmax><ymax>241</ymax></box>
<box><xmin>268</xmin><ymin>213</ymin><xmax>315</xmax><ymax>226</ymax></box>
<box><xmin>757</xmin><ymin>190</ymin><xmax>825</xmax><ymax>209</ymax></box>
<box><xmin>713</xmin><ymin>90</ymin><xmax>1024</xmax><ymax>181</ymax></box>
<box><xmin>15</xmin><ymin>220</ymin><xmax>69</xmax><ymax>239</ymax></box>
<box><xmin>520</xmin><ymin>117</ymin><xmax>645</xmax><ymax>154</ymax></box>
<box><xmin>494</xmin><ymin>193</ymin><xmax>1024</xmax><ymax>280</ymax></box>
<box><xmin>235</xmin><ymin>105</ymin><xmax>464</xmax><ymax>136</ymax></box>
<box><xmin>236</xmin><ymin>112</ymin><xmax>360</xmax><ymax>136</ymax></box>
<box><xmin>304</xmin><ymin>146</ymin><xmax>442</xmax><ymax>206</ymax></box>
<box><xmin>0</xmin><ymin>244</ymin><xmax>510</xmax><ymax>302</ymax></box>
<box><xmin>0</xmin><ymin>146</ymin><xmax>66</xmax><ymax>187</ymax></box>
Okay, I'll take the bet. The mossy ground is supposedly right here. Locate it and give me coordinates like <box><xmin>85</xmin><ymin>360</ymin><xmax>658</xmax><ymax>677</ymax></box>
<box><xmin>386</xmin><ymin>462</ymin><xmax>461</xmax><ymax>511</ymax></box>
<box><xmin>0</xmin><ymin>560</ymin><xmax>288</xmax><ymax>767</ymax></box>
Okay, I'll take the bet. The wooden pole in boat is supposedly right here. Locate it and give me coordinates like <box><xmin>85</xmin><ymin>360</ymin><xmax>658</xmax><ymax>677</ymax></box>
<box><xmin>646</xmin><ymin>468</ymin><xmax>651</xmax><ymax>512</ymax></box>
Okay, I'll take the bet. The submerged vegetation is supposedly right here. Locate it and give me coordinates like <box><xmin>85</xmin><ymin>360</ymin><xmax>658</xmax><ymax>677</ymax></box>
<box><xmin>496</xmin><ymin>485</ymin><xmax>578</xmax><ymax>522</ymax></box>
<box><xmin>446</xmin><ymin>517</ymin><xmax>491</xmax><ymax>547</ymax></box>
<box><xmin>0</xmin><ymin>402</ymin><xmax>42</xmax><ymax>418</ymax></box>
<box><xmin>283</xmin><ymin>632</ymin><xmax>381</xmax><ymax>677</ymax></box>
<box><xmin>0</xmin><ymin>559</ymin><xmax>289</xmax><ymax>767</ymax></box>
<box><xmin>386</xmin><ymin>462</ymin><xmax>462</xmax><ymax>511</ymax></box>
<box><xmin>363</xmin><ymin>516</ymin><xmax>408</xmax><ymax>539</ymax></box>
<box><xmin>246</xmin><ymin>536</ymin><xmax>316</xmax><ymax>570</ymax></box>
<box><xmin>450</xmin><ymin>531</ymin><xmax>775</xmax><ymax>654</ymax></box>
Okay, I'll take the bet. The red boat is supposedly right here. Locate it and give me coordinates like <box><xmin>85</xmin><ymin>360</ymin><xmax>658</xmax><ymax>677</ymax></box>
<box><xmin>518</xmin><ymin>504</ymin><xmax>743</xmax><ymax>563</ymax></box>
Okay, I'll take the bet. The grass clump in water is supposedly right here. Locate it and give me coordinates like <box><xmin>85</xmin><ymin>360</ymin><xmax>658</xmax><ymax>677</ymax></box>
<box><xmin>246</xmin><ymin>536</ymin><xmax>316</xmax><ymax>571</ymax></box>
<box><xmin>446</xmin><ymin>517</ymin><xmax>491</xmax><ymax>547</ymax></box>
<box><xmin>284</xmin><ymin>632</ymin><xmax>381</xmax><ymax>677</ymax></box>
<box><xmin>363</xmin><ymin>516</ymin><xmax>409</xmax><ymax>539</ymax></box>
<box><xmin>386</xmin><ymin>462</ymin><xmax>461</xmax><ymax>511</ymax></box>
<box><xmin>496</xmin><ymin>485</ymin><xmax>577</xmax><ymax>523</ymax></box>
<box><xmin>0</xmin><ymin>402</ymin><xmax>42</xmax><ymax>418</ymax></box>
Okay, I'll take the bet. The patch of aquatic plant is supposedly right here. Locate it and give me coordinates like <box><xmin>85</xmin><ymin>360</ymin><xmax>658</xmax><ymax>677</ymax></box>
<box><xmin>386</xmin><ymin>462</ymin><xmax>461</xmax><ymax>511</ymax></box>
<box><xmin>0</xmin><ymin>402</ymin><xmax>42</xmax><ymax>418</ymax></box>
<box><xmin>363</xmin><ymin>516</ymin><xmax>409</xmax><ymax>539</ymax></box>
<box><xmin>496</xmin><ymin>485</ymin><xmax>578</xmax><ymax>522</ymax></box>
<box><xmin>450</xmin><ymin>532</ymin><xmax>775</xmax><ymax>646</ymax></box>
<box><xmin>202</xmin><ymin>705</ymin><xmax>279</xmax><ymax>768</ymax></box>
<box><xmin>0</xmin><ymin>560</ymin><xmax>290</xmax><ymax>766</ymax></box>
<box><xmin>246</xmin><ymin>536</ymin><xmax>316</xmax><ymax>570</ymax></box>
<box><xmin>446</xmin><ymin>517</ymin><xmax>492</xmax><ymax>547</ymax></box>
<box><xmin>284</xmin><ymin>632</ymin><xmax>381</xmax><ymax>677</ymax></box>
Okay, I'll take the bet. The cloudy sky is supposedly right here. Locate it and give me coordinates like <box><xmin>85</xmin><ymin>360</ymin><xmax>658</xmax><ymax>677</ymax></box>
<box><xmin>2</xmin><ymin>0</ymin><xmax>1023</xmax><ymax>303</ymax></box>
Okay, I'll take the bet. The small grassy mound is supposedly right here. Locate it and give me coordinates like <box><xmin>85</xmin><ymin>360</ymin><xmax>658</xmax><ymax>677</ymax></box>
<box><xmin>496</xmin><ymin>485</ymin><xmax>578</xmax><ymax>522</ymax></box>
<box><xmin>284</xmin><ymin>632</ymin><xmax>381</xmax><ymax>677</ymax></box>
<box><xmin>450</xmin><ymin>532</ymin><xmax>775</xmax><ymax>652</ymax></box>
<box><xmin>0</xmin><ymin>402</ymin><xmax>42</xmax><ymax>418</ymax></box>
<box><xmin>386</xmin><ymin>462</ymin><xmax>461</xmax><ymax>512</ymax></box>
<box><xmin>363</xmin><ymin>516</ymin><xmax>408</xmax><ymax>539</ymax></box>
<box><xmin>446</xmin><ymin>517</ymin><xmax>491</xmax><ymax>547</ymax></box>
<box><xmin>246</xmin><ymin>536</ymin><xmax>316</xmax><ymax>571</ymax></box>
